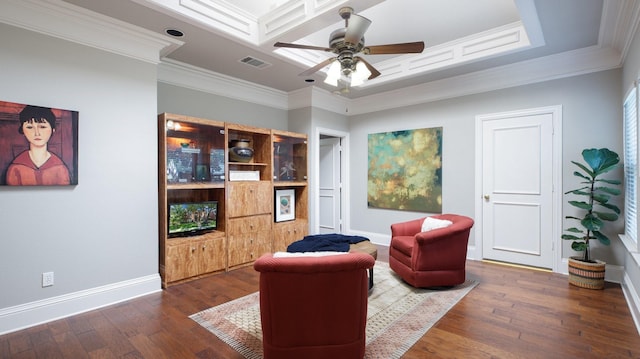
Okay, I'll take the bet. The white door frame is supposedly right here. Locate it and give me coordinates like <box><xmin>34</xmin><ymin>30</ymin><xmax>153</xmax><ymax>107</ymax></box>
<box><xmin>474</xmin><ymin>105</ymin><xmax>563</xmax><ymax>273</ymax></box>
<box><xmin>314</xmin><ymin>127</ymin><xmax>350</xmax><ymax>234</ymax></box>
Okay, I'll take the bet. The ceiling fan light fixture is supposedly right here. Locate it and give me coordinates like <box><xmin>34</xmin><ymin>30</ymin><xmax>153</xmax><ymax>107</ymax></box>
<box><xmin>350</xmin><ymin>60</ymin><xmax>371</xmax><ymax>87</ymax></box>
<box><xmin>324</xmin><ymin>60</ymin><xmax>341</xmax><ymax>86</ymax></box>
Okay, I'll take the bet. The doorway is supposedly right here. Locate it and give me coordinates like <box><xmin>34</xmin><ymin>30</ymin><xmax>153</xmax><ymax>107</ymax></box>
<box><xmin>315</xmin><ymin>128</ymin><xmax>349</xmax><ymax>234</ymax></box>
<box><xmin>475</xmin><ymin>106</ymin><xmax>562</xmax><ymax>271</ymax></box>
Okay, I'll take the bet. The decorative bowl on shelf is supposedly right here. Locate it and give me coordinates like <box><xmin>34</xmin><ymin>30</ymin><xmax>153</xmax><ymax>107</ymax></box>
<box><xmin>229</xmin><ymin>139</ymin><xmax>254</xmax><ymax>163</ymax></box>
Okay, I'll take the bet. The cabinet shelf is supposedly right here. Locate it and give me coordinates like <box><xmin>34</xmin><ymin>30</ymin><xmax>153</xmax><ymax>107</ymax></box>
<box><xmin>167</xmin><ymin>183</ymin><xmax>225</xmax><ymax>190</ymax></box>
<box><xmin>167</xmin><ymin>229</ymin><xmax>226</xmax><ymax>242</ymax></box>
<box><xmin>229</xmin><ymin>162</ymin><xmax>269</xmax><ymax>167</ymax></box>
<box><xmin>274</xmin><ymin>181</ymin><xmax>307</xmax><ymax>187</ymax></box>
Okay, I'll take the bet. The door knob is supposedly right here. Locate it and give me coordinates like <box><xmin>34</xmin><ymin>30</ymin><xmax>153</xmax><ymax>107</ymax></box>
<box><xmin>483</xmin><ymin>194</ymin><xmax>490</xmax><ymax>200</ymax></box>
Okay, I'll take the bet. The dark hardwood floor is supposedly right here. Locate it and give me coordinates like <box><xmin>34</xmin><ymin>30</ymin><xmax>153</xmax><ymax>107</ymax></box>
<box><xmin>2</xmin><ymin>248</ymin><xmax>639</xmax><ymax>358</ymax></box>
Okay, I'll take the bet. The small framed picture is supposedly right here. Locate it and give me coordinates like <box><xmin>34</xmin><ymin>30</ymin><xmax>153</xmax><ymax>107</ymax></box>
<box><xmin>275</xmin><ymin>189</ymin><xmax>295</xmax><ymax>222</ymax></box>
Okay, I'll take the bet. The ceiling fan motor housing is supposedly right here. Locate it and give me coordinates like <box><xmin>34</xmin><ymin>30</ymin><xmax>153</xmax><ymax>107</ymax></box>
<box><xmin>329</xmin><ymin>28</ymin><xmax>365</xmax><ymax>51</ymax></box>
<box><xmin>329</xmin><ymin>28</ymin><xmax>364</xmax><ymax>73</ymax></box>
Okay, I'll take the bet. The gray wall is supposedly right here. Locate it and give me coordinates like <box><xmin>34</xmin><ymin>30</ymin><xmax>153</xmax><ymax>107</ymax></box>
<box><xmin>0</xmin><ymin>23</ymin><xmax>159</xmax><ymax>309</ymax></box>
<box><xmin>348</xmin><ymin>69</ymin><xmax>623</xmax><ymax>265</ymax></box>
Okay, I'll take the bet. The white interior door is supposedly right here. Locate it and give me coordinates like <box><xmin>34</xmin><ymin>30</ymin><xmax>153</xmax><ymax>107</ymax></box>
<box><xmin>319</xmin><ymin>137</ymin><xmax>342</xmax><ymax>234</ymax></box>
<box><xmin>480</xmin><ymin>110</ymin><xmax>556</xmax><ymax>269</ymax></box>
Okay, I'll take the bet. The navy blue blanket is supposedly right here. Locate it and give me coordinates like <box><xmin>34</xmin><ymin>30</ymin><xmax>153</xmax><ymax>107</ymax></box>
<box><xmin>287</xmin><ymin>233</ymin><xmax>369</xmax><ymax>253</ymax></box>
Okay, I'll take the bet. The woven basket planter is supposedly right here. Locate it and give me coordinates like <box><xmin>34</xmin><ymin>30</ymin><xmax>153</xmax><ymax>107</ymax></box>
<box><xmin>568</xmin><ymin>257</ymin><xmax>606</xmax><ymax>290</ymax></box>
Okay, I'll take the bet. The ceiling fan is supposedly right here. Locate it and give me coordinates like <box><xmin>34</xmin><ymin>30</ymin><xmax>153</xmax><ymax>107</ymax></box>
<box><xmin>274</xmin><ymin>7</ymin><xmax>425</xmax><ymax>86</ymax></box>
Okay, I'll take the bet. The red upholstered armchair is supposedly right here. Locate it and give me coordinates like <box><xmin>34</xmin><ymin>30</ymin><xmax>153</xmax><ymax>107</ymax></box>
<box><xmin>389</xmin><ymin>214</ymin><xmax>474</xmax><ymax>288</ymax></box>
<box><xmin>253</xmin><ymin>252</ymin><xmax>375</xmax><ymax>359</ymax></box>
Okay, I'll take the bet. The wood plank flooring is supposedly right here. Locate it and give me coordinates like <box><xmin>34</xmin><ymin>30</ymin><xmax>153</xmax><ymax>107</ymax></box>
<box><xmin>2</xmin><ymin>249</ymin><xmax>639</xmax><ymax>358</ymax></box>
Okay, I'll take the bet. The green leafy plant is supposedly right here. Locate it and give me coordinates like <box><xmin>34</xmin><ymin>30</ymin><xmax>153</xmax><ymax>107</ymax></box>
<box><xmin>562</xmin><ymin>148</ymin><xmax>621</xmax><ymax>262</ymax></box>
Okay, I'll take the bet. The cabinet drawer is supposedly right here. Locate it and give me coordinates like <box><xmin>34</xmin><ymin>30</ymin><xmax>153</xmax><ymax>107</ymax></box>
<box><xmin>273</xmin><ymin>220</ymin><xmax>308</xmax><ymax>252</ymax></box>
<box><xmin>227</xmin><ymin>182</ymin><xmax>272</xmax><ymax>217</ymax></box>
<box><xmin>227</xmin><ymin>214</ymin><xmax>272</xmax><ymax>234</ymax></box>
<box><xmin>228</xmin><ymin>228</ymin><xmax>273</xmax><ymax>266</ymax></box>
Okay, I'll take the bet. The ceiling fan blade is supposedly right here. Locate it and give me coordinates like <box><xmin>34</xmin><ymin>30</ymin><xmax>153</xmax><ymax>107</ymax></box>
<box><xmin>364</xmin><ymin>42</ymin><xmax>425</xmax><ymax>55</ymax></box>
<box><xmin>344</xmin><ymin>14</ymin><xmax>371</xmax><ymax>44</ymax></box>
<box><xmin>299</xmin><ymin>57</ymin><xmax>337</xmax><ymax>77</ymax></box>
<box><xmin>354</xmin><ymin>56</ymin><xmax>381</xmax><ymax>80</ymax></box>
<box><xmin>274</xmin><ymin>42</ymin><xmax>333</xmax><ymax>52</ymax></box>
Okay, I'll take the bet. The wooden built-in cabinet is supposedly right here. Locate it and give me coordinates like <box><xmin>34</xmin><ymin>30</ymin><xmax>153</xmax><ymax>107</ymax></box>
<box><xmin>158</xmin><ymin>114</ymin><xmax>308</xmax><ymax>287</ymax></box>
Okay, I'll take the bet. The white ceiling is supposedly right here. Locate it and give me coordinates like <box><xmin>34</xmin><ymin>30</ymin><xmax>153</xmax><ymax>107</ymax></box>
<box><xmin>58</xmin><ymin>0</ymin><xmax>631</xmax><ymax>99</ymax></box>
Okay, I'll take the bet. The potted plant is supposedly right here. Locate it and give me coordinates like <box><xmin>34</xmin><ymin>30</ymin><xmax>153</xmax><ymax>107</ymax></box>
<box><xmin>562</xmin><ymin>148</ymin><xmax>621</xmax><ymax>289</ymax></box>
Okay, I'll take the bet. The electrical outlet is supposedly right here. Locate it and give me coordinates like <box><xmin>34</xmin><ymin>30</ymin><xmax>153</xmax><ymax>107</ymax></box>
<box><xmin>42</xmin><ymin>272</ymin><xmax>54</xmax><ymax>287</ymax></box>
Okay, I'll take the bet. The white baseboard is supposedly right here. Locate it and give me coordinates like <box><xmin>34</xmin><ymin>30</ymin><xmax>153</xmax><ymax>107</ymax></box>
<box><xmin>622</xmin><ymin>272</ymin><xmax>640</xmax><ymax>335</ymax></box>
<box><xmin>0</xmin><ymin>274</ymin><xmax>161</xmax><ymax>335</ymax></box>
<box><xmin>348</xmin><ymin>229</ymin><xmax>390</xmax><ymax>247</ymax></box>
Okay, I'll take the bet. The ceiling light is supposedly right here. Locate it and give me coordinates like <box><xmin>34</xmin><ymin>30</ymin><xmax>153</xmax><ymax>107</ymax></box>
<box><xmin>165</xmin><ymin>28</ymin><xmax>184</xmax><ymax>37</ymax></box>
<box><xmin>324</xmin><ymin>61</ymin><xmax>341</xmax><ymax>86</ymax></box>
<box><xmin>350</xmin><ymin>61</ymin><xmax>371</xmax><ymax>87</ymax></box>
<box><xmin>324</xmin><ymin>59</ymin><xmax>371</xmax><ymax>88</ymax></box>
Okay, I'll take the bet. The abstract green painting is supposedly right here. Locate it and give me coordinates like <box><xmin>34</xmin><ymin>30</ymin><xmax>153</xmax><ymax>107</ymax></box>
<box><xmin>368</xmin><ymin>127</ymin><xmax>442</xmax><ymax>212</ymax></box>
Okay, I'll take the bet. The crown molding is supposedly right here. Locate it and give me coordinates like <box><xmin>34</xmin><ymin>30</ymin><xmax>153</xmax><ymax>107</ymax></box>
<box><xmin>599</xmin><ymin>0</ymin><xmax>640</xmax><ymax>62</ymax></box>
<box><xmin>158</xmin><ymin>59</ymin><xmax>289</xmax><ymax>110</ymax></box>
<box><xmin>0</xmin><ymin>0</ymin><xmax>183</xmax><ymax>64</ymax></box>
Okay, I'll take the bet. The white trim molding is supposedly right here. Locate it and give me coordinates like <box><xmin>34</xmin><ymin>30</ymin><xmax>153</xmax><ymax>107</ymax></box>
<box><xmin>0</xmin><ymin>275</ymin><xmax>161</xmax><ymax>335</ymax></box>
<box><xmin>360</xmin><ymin>22</ymin><xmax>535</xmax><ymax>89</ymax></box>
<box><xmin>314</xmin><ymin>127</ymin><xmax>351</xmax><ymax>235</ymax></box>
<box><xmin>622</xmin><ymin>271</ymin><xmax>640</xmax><ymax>334</ymax></box>
<box><xmin>0</xmin><ymin>0</ymin><xmax>183</xmax><ymax>64</ymax></box>
<box><xmin>348</xmin><ymin>229</ymin><xmax>389</xmax><ymax>247</ymax></box>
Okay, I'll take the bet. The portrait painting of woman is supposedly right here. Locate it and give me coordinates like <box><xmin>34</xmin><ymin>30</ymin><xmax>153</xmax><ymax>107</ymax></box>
<box><xmin>0</xmin><ymin>101</ymin><xmax>78</xmax><ymax>186</ymax></box>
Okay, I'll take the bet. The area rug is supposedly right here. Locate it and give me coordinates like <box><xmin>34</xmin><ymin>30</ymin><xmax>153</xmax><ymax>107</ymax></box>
<box><xmin>190</xmin><ymin>261</ymin><xmax>477</xmax><ymax>359</ymax></box>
